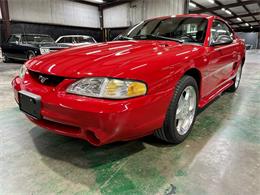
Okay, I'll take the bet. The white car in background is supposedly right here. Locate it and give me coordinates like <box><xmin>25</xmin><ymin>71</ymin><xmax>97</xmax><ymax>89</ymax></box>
<box><xmin>55</xmin><ymin>35</ymin><xmax>97</xmax><ymax>47</ymax></box>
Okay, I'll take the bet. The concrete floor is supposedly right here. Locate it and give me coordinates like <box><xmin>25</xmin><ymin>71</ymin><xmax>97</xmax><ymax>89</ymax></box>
<box><xmin>0</xmin><ymin>50</ymin><xmax>260</xmax><ymax>195</ymax></box>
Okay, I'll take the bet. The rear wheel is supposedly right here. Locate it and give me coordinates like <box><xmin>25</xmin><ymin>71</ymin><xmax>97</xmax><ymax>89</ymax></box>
<box><xmin>228</xmin><ymin>64</ymin><xmax>242</xmax><ymax>92</ymax></box>
<box><xmin>155</xmin><ymin>75</ymin><xmax>198</xmax><ymax>144</ymax></box>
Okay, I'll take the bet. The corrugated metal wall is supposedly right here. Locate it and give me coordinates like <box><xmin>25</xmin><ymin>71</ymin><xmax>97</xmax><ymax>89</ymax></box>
<box><xmin>130</xmin><ymin>0</ymin><xmax>185</xmax><ymax>25</ymax></box>
<box><xmin>103</xmin><ymin>0</ymin><xmax>185</xmax><ymax>28</ymax></box>
<box><xmin>8</xmin><ymin>0</ymin><xmax>100</xmax><ymax>28</ymax></box>
<box><xmin>104</xmin><ymin>3</ymin><xmax>130</xmax><ymax>28</ymax></box>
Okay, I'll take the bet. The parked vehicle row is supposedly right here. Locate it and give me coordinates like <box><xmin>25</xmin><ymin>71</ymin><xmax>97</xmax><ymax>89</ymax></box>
<box><xmin>1</xmin><ymin>34</ymin><xmax>97</xmax><ymax>62</ymax></box>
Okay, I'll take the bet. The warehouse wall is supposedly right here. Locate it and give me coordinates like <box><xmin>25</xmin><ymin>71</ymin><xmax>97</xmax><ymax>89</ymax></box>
<box><xmin>104</xmin><ymin>4</ymin><xmax>130</xmax><ymax>28</ymax></box>
<box><xmin>0</xmin><ymin>0</ymin><xmax>102</xmax><ymax>43</ymax></box>
<box><xmin>104</xmin><ymin>0</ymin><xmax>185</xmax><ymax>40</ymax></box>
<box><xmin>0</xmin><ymin>9</ymin><xmax>2</xmax><ymax>44</ymax></box>
<box><xmin>8</xmin><ymin>0</ymin><xmax>100</xmax><ymax>28</ymax></box>
<box><xmin>103</xmin><ymin>0</ymin><xmax>185</xmax><ymax>28</ymax></box>
<box><xmin>237</xmin><ymin>32</ymin><xmax>259</xmax><ymax>49</ymax></box>
<box><xmin>130</xmin><ymin>0</ymin><xmax>185</xmax><ymax>25</ymax></box>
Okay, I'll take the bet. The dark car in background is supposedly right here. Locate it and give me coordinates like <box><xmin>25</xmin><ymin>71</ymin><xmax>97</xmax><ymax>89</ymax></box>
<box><xmin>1</xmin><ymin>34</ymin><xmax>68</xmax><ymax>62</ymax></box>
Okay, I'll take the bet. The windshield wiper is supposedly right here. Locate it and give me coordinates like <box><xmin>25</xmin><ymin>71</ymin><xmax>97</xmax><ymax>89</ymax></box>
<box><xmin>133</xmin><ymin>34</ymin><xmax>183</xmax><ymax>43</ymax></box>
<box><xmin>115</xmin><ymin>35</ymin><xmax>133</xmax><ymax>40</ymax></box>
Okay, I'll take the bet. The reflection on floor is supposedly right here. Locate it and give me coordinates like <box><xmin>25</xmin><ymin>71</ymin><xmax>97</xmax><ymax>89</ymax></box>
<box><xmin>0</xmin><ymin>50</ymin><xmax>260</xmax><ymax>194</ymax></box>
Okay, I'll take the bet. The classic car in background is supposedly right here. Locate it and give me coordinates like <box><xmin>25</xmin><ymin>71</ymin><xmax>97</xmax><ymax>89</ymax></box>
<box><xmin>55</xmin><ymin>35</ymin><xmax>97</xmax><ymax>47</ymax></box>
<box><xmin>1</xmin><ymin>34</ymin><xmax>68</xmax><ymax>62</ymax></box>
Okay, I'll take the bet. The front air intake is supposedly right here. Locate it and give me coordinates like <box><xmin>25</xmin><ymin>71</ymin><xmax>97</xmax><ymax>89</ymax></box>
<box><xmin>28</xmin><ymin>70</ymin><xmax>64</xmax><ymax>86</ymax></box>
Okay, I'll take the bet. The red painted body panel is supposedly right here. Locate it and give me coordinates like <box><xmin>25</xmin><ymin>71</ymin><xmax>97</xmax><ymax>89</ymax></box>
<box><xmin>12</xmin><ymin>14</ymin><xmax>245</xmax><ymax>146</ymax></box>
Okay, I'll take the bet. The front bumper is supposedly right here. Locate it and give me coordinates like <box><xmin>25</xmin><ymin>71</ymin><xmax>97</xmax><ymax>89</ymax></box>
<box><xmin>12</xmin><ymin>75</ymin><xmax>172</xmax><ymax>146</ymax></box>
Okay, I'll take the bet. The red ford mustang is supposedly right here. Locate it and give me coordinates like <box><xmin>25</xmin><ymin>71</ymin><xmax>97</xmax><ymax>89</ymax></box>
<box><xmin>12</xmin><ymin>14</ymin><xmax>245</xmax><ymax>146</ymax></box>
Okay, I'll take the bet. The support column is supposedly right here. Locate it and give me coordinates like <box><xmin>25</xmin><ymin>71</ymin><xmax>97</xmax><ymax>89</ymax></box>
<box><xmin>184</xmin><ymin>0</ymin><xmax>190</xmax><ymax>14</ymax></box>
<box><xmin>98</xmin><ymin>6</ymin><xmax>106</xmax><ymax>42</ymax></box>
<box><xmin>258</xmin><ymin>31</ymin><xmax>260</xmax><ymax>49</ymax></box>
<box><xmin>0</xmin><ymin>0</ymin><xmax>11</xmax><ymax>42</ymax></box>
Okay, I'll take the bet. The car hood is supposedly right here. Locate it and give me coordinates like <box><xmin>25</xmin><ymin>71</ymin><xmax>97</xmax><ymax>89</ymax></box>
<box><xmin>26</xmin><ymin>40</ymin><xmax>201</xmax><ymax>79</ymax></box>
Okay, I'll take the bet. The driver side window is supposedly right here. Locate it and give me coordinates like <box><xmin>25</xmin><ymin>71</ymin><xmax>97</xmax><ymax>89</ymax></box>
<box><xmin>8</xmin><ymin>35</ymin><xmax>20</xmax><ymax>44</ymax></box>
<box><xmin>210</xmin><ymin>20</ymin><xmax>233</xmax><ymax>45</ymax></box>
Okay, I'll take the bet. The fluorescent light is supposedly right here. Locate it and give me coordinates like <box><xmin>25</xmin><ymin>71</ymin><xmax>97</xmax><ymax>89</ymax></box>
<box><xmin>208</xmin><ymin>0</ymin><xmax>215</xmax><ymax>3</ymax></box>
<box><xmin>237</xmin><ymin>17</ymin><xmax>242</xmax><ymax>22</ymax></box>
<box><xmin>189</xmin><ymin>2</ymin><xmax>197</xmax><ymax>8</ymax></box>
<box><xmin>225</xmin><ymin>9</ymin><xmax>232</xmax><ymax>15</ymax></box>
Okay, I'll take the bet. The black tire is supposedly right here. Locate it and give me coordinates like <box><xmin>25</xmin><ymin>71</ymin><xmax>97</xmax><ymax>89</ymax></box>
<box><xmin>2</xmin><ymin>53</ymin><xmax>11</xmax><ymax>63</ymax></box>
<box><xmin>228</xmin><ymin>64</ymin><xmax>243</xmax><ymax>92</ymax></box>
<box><xmin>154</xmin><ymin>75</ymin><xmax>199</xmax><ymax>144</ymax></box>
<box><xmin>27</xmin><ymin>51</ymin><xmax>35</xmax><ymax>60</ymax></box>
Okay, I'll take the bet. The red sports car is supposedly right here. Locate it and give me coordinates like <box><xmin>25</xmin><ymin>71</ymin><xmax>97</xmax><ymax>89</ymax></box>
<box><xmin>12</xmin><ymin>14</ymin><xmax>245</xmax><ymax>146</ymax></box>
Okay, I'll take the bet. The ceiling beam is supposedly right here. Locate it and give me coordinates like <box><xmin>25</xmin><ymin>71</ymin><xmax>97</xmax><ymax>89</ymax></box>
<box><xmin>232</xmin><ymin>20</ymin><xmax>258</xmax><ymax>25</ymax></box>
<box><xmin>0</xmin><ymin>0</ymin><xmax>11</xmax><ymax>41</ymax></box>
<box><xmin>226</xmin><ymin>12</ymin><xmax>260</xmax><ymax>20</ymax></box>
<box><xmin>190</xmin><ymin>0</ymin><xmax>258</xmax><ymax>14</ymax></box>
<box><xmin>237</xmin><ymin>0</ymin><xmax>260</xmax><ymax>25</ymax></box>
<box><xmin>71</xmin><ymin>0</ymin><xmax>99</xmax><ymax>7</ymax></box>
<box><xmin>233</xmin><ymin>25</ymin><xmax>260</xmax><ymax>32</ymax></box>
<box><xmin>189</xmin><ymin>1</ymin><xmax>226</xmax><ymax>20</ymax></box>
<box><xmin>214</xmin><ymin>0</ymin><xmax>243</xmax><ymax>27</ymax></box>
<box><xmin>101</xmin><ymin>0</ymin><xmax>133</xmax><ymax>8</ymax></box>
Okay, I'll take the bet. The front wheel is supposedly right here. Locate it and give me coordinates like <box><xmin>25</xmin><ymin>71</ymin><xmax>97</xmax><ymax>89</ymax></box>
<box><xmin>155</xmin><ymin>76</ymin><xmax>198</xmax><ymax>144</ymax></box>
<box><xmin>3</xmin><ymin>53</ymin><xmax>11</xmax><ymax>63</ymax></box>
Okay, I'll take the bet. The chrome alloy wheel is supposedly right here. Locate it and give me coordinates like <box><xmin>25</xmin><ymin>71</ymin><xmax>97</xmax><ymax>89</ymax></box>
<box><xmin>235</xmin><ymin>65</ymin><xmax>242</xmax><ymax>89</ymax></box>
<box><xmin>175</xmin><ymin>86</ymin><xmax>197</xmax><ymax>135</ymax></box>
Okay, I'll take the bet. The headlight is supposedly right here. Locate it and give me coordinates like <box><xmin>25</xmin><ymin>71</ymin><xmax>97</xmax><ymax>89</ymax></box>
<box><xmin>19</xmin><ymin>65</ymin><xmax>27</xmax><ymax>78</ymax></box>
<box><xmin>66</xmin><ymin>78</ymin><xmax>147</xmax><ymax>99</ymax></box>
<box><xmin>40</xmin><ymin>48</ymin><xmax>50</xmax><ymax>55</ymax></box>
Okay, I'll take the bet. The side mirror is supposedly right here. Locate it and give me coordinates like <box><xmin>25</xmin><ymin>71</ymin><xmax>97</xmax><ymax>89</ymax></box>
<box><xmin>210</xmin><ymin>35</ymin><xmax>233</xmax><ymax>46</ymax></box>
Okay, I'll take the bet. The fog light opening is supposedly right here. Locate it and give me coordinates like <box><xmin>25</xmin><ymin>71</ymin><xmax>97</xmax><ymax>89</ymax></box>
<box><xmin>85</xmin><ymin>130</ymin><xmax>101</xmax><ymax>145</ymax></box>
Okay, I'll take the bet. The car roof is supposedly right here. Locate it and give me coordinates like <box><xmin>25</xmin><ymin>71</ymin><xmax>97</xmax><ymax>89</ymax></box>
<box><xmin>58</xmin><ymin>35</ymin><xmax>93</xmax><ymax>38</ymax></box>
<box><xmin>146</xmin><ymin>14</ymin><xmax>216</xmax><ymax>21</ymax></box>
<box><xmin>11</xmin><ymin>34</ymin><xmax>51</xmax><ymax>36</ymax></box>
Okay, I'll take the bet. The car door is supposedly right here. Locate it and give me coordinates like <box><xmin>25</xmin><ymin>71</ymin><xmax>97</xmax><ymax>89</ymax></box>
<box><xmin>4</xmin><ymin>35</ymin><xmax>21</xmax><ymax>59</ymax></box>
<box><xmin>205</xmin><ymin>20</ymin><xmax>238</xmax><ymax>94</ymax></box>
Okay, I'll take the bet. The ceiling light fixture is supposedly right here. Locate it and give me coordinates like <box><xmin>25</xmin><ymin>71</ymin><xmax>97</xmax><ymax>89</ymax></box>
<box><xmin>221</xmin><ymin>8</ymin><xmax>226</xmax><ymax>11</ymax></box>
<box><xmin>245</xmin><ymin>23</ymin><xmax>249</xmax><ymax>26</ymax></box>
<box><xmin>189</xmin><ymin>2</ymin><xmax>197</xmax><ymax>8</ymax></box>
<box><xmin>237</xmin><ymin>17</ymin><xmax>242</xmax><ymax>22</ymax></box>
<box><xmin>250</xmin><ymin>26</ymin><xmax>253</xmax><ymax>29</ymax></box>
<box><xmin>208</xmin><ymin>0</ymin><xmax>215</xmax><ymax>4</ymax></box>
<box><xmin>225</xmin><ymin>9</ymin><xmax>232</xmax><ymax>15</ymax></box>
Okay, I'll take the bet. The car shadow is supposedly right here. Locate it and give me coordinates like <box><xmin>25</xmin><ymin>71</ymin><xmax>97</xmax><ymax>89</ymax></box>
<box><xmin>29</xmin><ymin>91</ymin><xmax>237</xmax><ymax>187</ymax></box>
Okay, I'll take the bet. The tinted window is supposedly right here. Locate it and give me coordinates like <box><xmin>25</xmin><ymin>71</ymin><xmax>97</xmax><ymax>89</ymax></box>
<box><xmin>117</xmin><ymin>17</ymin><xmax>208</xmax><ymax>43</ymax></box>
<box><xmin>22</xmin><ymin>35</ymin><xmax>54</xmax><ymax>43</ymax></box>
<box><xmin>210</xmin><ymin>20</ymin><xmax>234</xmax><ymax>44</ymax></box>
<box><xmin>8</xmin><ymin>35</ymin><xmax>20</xmax><ymax>43</ymax></box>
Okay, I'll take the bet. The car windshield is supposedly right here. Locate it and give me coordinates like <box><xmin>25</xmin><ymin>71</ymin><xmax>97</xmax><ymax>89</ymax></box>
<box><xmin>76</xmin><ymin>36</ymin><xmax>95</xmax><ymax>43</ymax></box>
<box><xmin>115</xmin><ymin>17</ymin><xmax>208</xmax><ymax>44</ymax></box>
<box><xmin>22</xmin><ymin>35</ymin><xmax>54</xmax><ymax>43</ymax></box>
